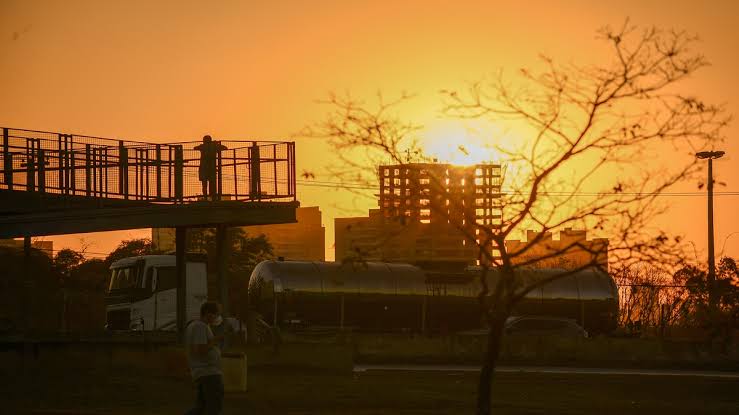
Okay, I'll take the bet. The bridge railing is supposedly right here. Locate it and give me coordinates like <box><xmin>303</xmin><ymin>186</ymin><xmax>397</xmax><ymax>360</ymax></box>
<box><xmin>1</xmin><ymin>127</ymin><xmax>296</xmax><ymax>203</ymax></box>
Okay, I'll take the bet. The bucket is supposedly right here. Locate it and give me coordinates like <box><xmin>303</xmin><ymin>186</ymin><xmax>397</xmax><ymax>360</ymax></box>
<box><xmin>221</xmin><ymin>352</ymin><xmax>247</xmax><ymax>392</ymax></box>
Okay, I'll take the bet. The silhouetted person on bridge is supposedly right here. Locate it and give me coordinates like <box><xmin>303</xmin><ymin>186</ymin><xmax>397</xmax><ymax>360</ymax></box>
<box><xmin>194</xmin><ymin>135</ymin><xmax>227</xmax><ymax>200</ymax></box>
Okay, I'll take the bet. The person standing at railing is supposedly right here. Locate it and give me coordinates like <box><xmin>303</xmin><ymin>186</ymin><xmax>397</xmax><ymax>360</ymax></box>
<box><xmin>194</xmin><ymin>135</ymin><xmax>227</xmax><ymax>200</ymax></box>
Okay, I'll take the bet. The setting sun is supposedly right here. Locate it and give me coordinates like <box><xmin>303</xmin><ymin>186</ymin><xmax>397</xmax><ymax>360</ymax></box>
<box><xmin>1</xmin><ymin>3</ymin><xmax>738</xmax><ymax>414</ymax></box>
<box><xmin>421</xmin><ymin>121</ymin><xmax>504</xmax><ymax>165</ymax></box>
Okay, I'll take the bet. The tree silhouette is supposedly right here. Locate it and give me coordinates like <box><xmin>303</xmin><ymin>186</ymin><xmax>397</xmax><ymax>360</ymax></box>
<box><xmin>307</xmin><ymin>21</ymin><xmax>729</xmax><ymax>414</ymax></box>
<box><xmin>105</xmin><ymin>238</ymin><xmax>155</xmax><ymax>266</ymax></box>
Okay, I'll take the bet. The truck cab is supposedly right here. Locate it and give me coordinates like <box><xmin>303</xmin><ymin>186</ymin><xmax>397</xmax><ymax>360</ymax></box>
<box><xmin>105</xmin><ymin>255</ymin><xmax>208</xmax><ymax>331</ymax></box>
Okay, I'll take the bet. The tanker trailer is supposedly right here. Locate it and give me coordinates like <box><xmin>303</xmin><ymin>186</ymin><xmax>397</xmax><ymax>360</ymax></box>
<box><xmin>248</xmin><ymin>260</ymin><xmax>618</xmax><ymax>334</ymax></box>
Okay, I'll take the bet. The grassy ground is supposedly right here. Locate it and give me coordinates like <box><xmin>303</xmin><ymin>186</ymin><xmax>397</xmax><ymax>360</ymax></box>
<box><xmin>4</xmin><ymin>368</ymin><xmax>739</xmax><ymax>414</ymax></box>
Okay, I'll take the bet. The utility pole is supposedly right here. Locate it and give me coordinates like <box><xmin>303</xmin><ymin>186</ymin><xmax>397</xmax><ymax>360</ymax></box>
<box><xmin>696</xmin><ymin>150</ymin><xmax>725</xmax><ymax>311</ymax></box>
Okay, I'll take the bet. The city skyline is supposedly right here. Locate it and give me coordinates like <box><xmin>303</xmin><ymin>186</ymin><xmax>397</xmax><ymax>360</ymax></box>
<box><xmin>2</xmin><ymin>0</ymin><xmax>737</xmax><ymax>262</ymax></box>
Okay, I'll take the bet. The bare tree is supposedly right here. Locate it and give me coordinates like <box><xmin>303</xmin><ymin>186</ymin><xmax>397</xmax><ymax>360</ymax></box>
<box><xmin>307</xmin><ymin>21</ymin><xmax>729</xmax><ymax>414</ymax></box>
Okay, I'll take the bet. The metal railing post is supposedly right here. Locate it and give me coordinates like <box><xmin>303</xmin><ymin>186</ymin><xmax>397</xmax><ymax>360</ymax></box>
<box><xmin>216</xmin><ymin>150</ymin><xmax>223</xmax><ymax>200</ymax></box>
<box><xmin>232</xmin><ymin>149</ymin><xmax>238</xmax><ymax>198</ymax></box>
<box><xmin>272</xmin><ymin>144</ymin><xmax>278</xmax><ymax>198</ymax></box>
<box><xmin>155</xmin><ymin>144</ymin><xmax>162</xmax><ymax>199</ymax></box>
<box><xmin>37</xmin><ymin>149</ymin><xmax>45</xmax><ymax>193</ymax></box>
<box><xmin>57</xmin><ymin>134</ymin><xmax>65</xmax><ymax>191</ymax></box>
<box><xmin>290</xmin><ymin>142</ymin><xmax>296</xmax><ymax>200</ymax></box>
<box><xmin>174</xmin><ymin>145</ymin><xmax>184</xmax><ymax>202</ymax></box>
<box><xmin>70</xmin><ymin>149</ymin><xmax>76</xmax><ymax>195</ymax></box>
<box><xmin>85</xmin><ymin>144</ymin><xmax>91</xmax><ymax>197</ymax></box>
<box><xmin>249</xmin><ymin>142</ymin><xmax>261</xmax><ymax>200</ymax></box>
<box><xmin>2</xmin><ymin>128</ymin><xmax>12</xmax><ymax>190</ymax></box>
<box><xmin>119</xmin><ymin>141</ymin><xmax>128</xmax><ymax>199</ymax></box>
<box><xmin>91</xmin><ymin>147</ymin><xmax>97</xmax><ymax>197</ymax></box>
<box><xmin>26</xmin><ymin>140</ymin><xmax>36</xmax><ymax>192</ymax></box>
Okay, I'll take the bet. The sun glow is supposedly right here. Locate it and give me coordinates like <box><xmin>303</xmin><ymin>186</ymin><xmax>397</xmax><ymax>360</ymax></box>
<box><xmin>421</xmin><ymin>121</ymin><xmax>504</xmax><ymax>165</ymax></box>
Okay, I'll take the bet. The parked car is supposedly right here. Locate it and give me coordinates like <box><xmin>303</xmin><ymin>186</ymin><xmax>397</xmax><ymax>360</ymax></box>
<box><xmin>504</xmin><ymin>316</ymin><xmax>588</xmax><ymax>338</ymax></box>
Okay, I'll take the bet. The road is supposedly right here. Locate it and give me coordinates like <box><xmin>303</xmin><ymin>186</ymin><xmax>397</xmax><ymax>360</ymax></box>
<box><xmin>354</xmin><ymin>364</ymin><xmax>739</xmax><ymax>378</ymax></box>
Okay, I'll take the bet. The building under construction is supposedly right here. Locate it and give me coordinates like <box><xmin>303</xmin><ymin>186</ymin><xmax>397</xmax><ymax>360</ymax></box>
<box><xmin>335</xmin><ymin>162</ymin><xmax>504</xmax><ymax>268</ymax></box>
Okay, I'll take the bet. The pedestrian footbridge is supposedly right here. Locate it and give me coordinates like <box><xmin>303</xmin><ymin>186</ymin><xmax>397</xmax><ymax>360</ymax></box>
<box><xmin>0</xmin><ymin>127</ymin><xmax>299</xmax><ymax>238</ymax></box>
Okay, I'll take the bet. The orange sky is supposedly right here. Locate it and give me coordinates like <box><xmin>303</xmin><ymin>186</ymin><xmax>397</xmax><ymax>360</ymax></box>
<box><xmin>1</xmin><ymin>0</ymin><xmax>737</xmax><ymax>261</ymax></box>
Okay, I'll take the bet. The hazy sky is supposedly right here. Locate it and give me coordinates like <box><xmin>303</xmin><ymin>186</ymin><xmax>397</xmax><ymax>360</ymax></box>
<box><xmin>2</xmin><ymin>0</ymin><xmax>737</xmax><ymax>261</ymax></box>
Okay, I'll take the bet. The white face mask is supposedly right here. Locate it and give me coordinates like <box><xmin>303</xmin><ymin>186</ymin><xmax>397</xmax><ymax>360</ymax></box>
<box><xmin>213</xmin><ymin>315</ymin><xmax>223</xmax><ymax>326</ymax></box>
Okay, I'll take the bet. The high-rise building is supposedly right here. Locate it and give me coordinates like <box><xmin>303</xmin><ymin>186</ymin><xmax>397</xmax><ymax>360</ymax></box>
<box><xmin>335</xmin><ymin>162</ymin><xmax>503</xmax><ymax>267</ymax></box>
<box><xmin>153</xmin><ymin>206</ymin><xmax>325</xmax><ymax>261</ymax></box>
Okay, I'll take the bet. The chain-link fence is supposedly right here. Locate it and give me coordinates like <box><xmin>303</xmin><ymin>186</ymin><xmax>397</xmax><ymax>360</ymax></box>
<box><xmin>1</xmin><ymin>127</ymin><xmax>296</xmax><ymax>203</ymax></box>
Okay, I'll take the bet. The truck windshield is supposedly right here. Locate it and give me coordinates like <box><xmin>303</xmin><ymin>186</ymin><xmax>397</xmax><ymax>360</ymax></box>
<box><xmin>108</xmin><ymin>266</ymin><xmax>140</xmax><ymax>292</ymax></box>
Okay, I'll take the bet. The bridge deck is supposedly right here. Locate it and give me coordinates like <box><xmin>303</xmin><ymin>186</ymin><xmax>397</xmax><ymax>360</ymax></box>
<box><xmin>0</xmin><ymin>127</ymin><xmax>299</xmax><ymax>237</ymax></box>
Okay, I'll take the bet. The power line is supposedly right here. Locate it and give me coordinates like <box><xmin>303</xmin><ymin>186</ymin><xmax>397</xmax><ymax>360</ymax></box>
<box><xmin>294</xmin><ymin>179</ymin><xmax>739</xmax><ymax>197</ymax></box>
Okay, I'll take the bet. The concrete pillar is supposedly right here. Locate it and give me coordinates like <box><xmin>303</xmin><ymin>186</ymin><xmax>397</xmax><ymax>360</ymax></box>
<box><xmin>176</xmin><ymin>227</ymin><xmax>187</xmax><ymax>343</ymax></box>
<box><xmin>421</xmin><ymin>296</ymin><xmax>427</xmax><ymax>334</ymax></box>
<box><xmin>216</xmin><ymin>224</ymin><xmax>229</xmax><ymax>316</ymax></box>
<box><xmin>23</xmin><ymin>236</ymin><xmax>31</xmax><ymax>332</ymax></box>
<box><xmin>339</xmin><ymin>294</ymin><xmax>345</xmax><ymax>330</ymax></box>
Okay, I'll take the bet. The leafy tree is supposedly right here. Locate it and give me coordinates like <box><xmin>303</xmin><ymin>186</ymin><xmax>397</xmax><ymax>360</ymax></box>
<box><xmin>308</xmin><ymin>21</ymin><xmax>728</xmax><ymax>414</ymax></box>
<box><xmin>673</xmin><ymin>257</ymin><xmax>739</xmax><ymax>347</ymax></box>
<box><xmin>68</xmin><ymin>258</ymin><xmax>109</xmax><ymax>291</ymax></box>
<box><xmin>105</xmin><ymin>238</ymin><xmax>155</xmax><ymax>266</ymax></box>
<box><xmin>53</xmin><ymin>248</ymin><xmax>85</xmax><ymax>278</ymax></box>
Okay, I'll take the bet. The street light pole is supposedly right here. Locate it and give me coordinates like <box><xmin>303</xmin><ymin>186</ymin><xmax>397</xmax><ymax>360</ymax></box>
<box><xmin>707</xmin><ymin>156</ymin><xmax>716</xmax><ymax>308</ymax></box>
<box><xmin>696</xmin><ymin>150</ymin><xmax>725</xmax><ymax>311</ymax></box>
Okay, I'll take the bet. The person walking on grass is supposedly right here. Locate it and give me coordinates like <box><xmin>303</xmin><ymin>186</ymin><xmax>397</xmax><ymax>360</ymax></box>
<box><xmin>185</xmin><ymin>302</ymin><xmax>224</xmax><ymax>415</ymax></box>
<box><xmin>194</xmin><ymin>135</ymin><xmax>227</xmax><ymax>200</ymax></box>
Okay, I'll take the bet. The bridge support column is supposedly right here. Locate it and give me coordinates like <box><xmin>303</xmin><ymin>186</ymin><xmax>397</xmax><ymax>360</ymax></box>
<box><xmin>23</xmin><ymin>236</ymin><xmax>31</xmax><ymax>332</ymax></box>
<box><xmin>216</xmin><ymin>224</ymin><xmax>229</xmax><ymax>316</ymax></box>
<box><xmin>176</xmin><ymin>226</ymin><xmax>187</xmax><ymax>343</ymax></box>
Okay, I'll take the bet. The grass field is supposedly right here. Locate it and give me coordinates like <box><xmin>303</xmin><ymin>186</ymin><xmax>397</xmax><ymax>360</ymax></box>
<box><xmin>5</xmin><ymin>368</ymin><xmax>739</xmax><ymax>414</ymax></box>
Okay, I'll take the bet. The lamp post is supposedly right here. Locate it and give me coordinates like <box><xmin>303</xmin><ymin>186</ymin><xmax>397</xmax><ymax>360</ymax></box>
<box><xmin>696</xmin><ymin>150</ymin><xmax>725</xmax><ymax>310</ymax></box>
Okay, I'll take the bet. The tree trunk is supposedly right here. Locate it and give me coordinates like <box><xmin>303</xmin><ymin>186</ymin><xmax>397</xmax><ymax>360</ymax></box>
<box><xmin>476</xmin><ymin>312</ymin><xmax>507</xmax><ymax>415</ymax></box>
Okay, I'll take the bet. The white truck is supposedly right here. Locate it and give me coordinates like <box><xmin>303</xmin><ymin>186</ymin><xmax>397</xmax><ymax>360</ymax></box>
<box><xmin>105</xmin><ymin>255</ymin><xmax>208</xmax><ymax>331</ymax></box>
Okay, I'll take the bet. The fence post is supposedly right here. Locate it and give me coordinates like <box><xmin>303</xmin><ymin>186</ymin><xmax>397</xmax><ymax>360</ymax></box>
<box><xmin>3</xmin><ymin>128</ymin><xmax>12</xmax><ymax>190</ymax></box>
<box><xmin>174</xmin><ymin>145</ymin><xmax>184</xmax><ymax>202</ymax></box>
